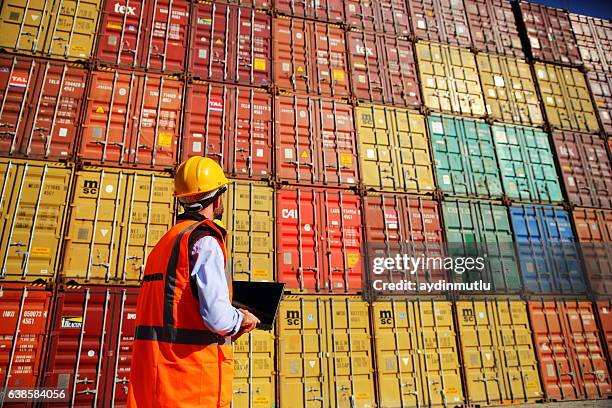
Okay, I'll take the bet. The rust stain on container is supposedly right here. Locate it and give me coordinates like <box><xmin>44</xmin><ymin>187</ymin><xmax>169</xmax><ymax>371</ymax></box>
<box><xmin>79</xmin><ymin>70</ymin><xmax>182</xmax><ymax>170</ymax></box>
<box><xmin>587</xmin><ymin>71</ymin><xmax>612</xmax><ymax>134</ymax></box>
<box><xmin>416</xmin><ymin>42</ymin><xmax>486</xmax><ymax>117</ymax></box>
<box><xmin>188</xmin><ymin>3</ymin><xmax>271</xmax><ymax>87</ymax></box>
<box><xmin>0</xmin><ymin>56</ymin><xmax>87</xmax><ymax>160</ymax></box>
<box><xmin>518</xmin><ymin>1</ymin><xmax>582</xmax><ymax>66</ymax></box>
<box><xmin>344</xmin><ymin>0</ymin><xmax>411</xmax><ymax>36</ymax></box>
<box><xmin>570</xmin><ymin>13</ymin><xmax>612</xmax><ymax>72</ymax></box>
<box><xmin>273</xmin><ymin>18</ymin><xmax>349</xmax><ymax>97</ymax></box>
<box><xmin>465</xmin><ymin>0</ymin><xmax>524</xmax><ymax>57</ymax></box>
<box><xmin>553</xmin><ymin>131</ymin><xmax>612</xmax><ymax>208</ymax></box>
<box><xmin>408</xmin><ymin>0</ymin><xmax>471</xmax><ymax>47</ymax></box>
<box><xmin>182</xmin><ymin>82</ymin><xmax>272</xmax><ymax>179</ymax></box>
<box><xmin>528</xmin><ymin>301</ymin><xmax>612</xmax><ymax>400</ymax></box>
<box><xmin>571</xmin><ymin>208</ymin><xmax>612</xmax><ymax>296</ymax></box>
<box><xmin>534</xmin><ymin>63</ymin><xmax>599</xmax><ymax>133</ymax></box>
<box><xmin>347</xmin><ymin>30</ymin><xmax>420</xmax><ymax>108</ymax></box>
<box><xmin>477</xmin><ymin>53</ymin><xmax>543</xmax><ymax>126</ymax></box>
<box><xmin>275</xmin><ymin>94</ymin><xmax>358</xmax><ymax>186</ymax></box>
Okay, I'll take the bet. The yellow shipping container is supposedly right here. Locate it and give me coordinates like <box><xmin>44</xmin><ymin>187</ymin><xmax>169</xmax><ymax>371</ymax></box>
<box><xmin>223</xmin><ymin>181</ymin><xmax>274</xmax><ymax>282</ymax></box>
<box><xmin>416</xmin><ymin>42</ymin><xmax>486</xmax><ymax>117</ymax></box>
<box><xmin>477</xmin><ymin>53</ymin><xmax>544</xmax><ymax>126</ymax></box>
<box><xmin>371</xmin><ymin>299</ymin><xmax>464</xmax><ymax>408</ymax></box>
<box><xmin>534</xmin><ymin>63</ymin><xmax>600</xmax><ymax>133</ymax></box>
<box><xmin>233</xmin><ymin>330</ymin><xmax>276</xmax><ymax>408</ymax></box>
<box><xmin>0</xmin><ymin>159</ymin><xmax>72</xmax><ymax>282</ymax></box>
<box><xmin>456</xmin><ymin>300</ymin><xmax>543</xmax><ymax>406</ymax></box>
<box><xmin>0</xmin><ymin>0</ymin><xmax>102</xmax><ymax>61</ymax></box>
<box><xmin>355</xmin><ymin>105</ymin><xmax>435</xmax><ymax>194</ymax></box>
<box><xmin>278</xmin><ymin>295</ymin><xmax>376</xmax><ymax>408</ymax></box>
<box><xmin>61</xmin><ymin>167</ymin><xmax>175</xmax><ymax>284</ymax></box>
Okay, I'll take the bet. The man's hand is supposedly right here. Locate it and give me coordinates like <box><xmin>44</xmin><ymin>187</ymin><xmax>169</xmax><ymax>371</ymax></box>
<box><xmin>231</xmin><ymin>308</ymin><xmax>260</xmax><ymax>342</ymax></box>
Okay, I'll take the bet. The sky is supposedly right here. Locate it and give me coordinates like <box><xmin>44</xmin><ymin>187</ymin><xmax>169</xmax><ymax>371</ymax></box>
<box><xmin>531</xmin><ymin>0</ymin><xmax>612</xmax><ymax>20</ymax></box>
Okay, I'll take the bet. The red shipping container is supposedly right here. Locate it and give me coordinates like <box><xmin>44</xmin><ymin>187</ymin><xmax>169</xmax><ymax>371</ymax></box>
<box><xmin>275</xmin><ymin>0</ymin><xmax>344</xmax><ymax>23</ymax></box>
<box><xmin>41</xmin><ymin>286</ymin><xmax>139</xmax><ymax>407</ymax></box>
<box><xmin>587</xmin><ymin>71</ymin><xmax>612</xmax><ymax>134</ymax></box>
<box><xmin>79</xmin><ymin>70</ymin><xmax>182</xmax><ymax>169</ymax></box>
<box><xmin>277</xmin><ymin>187</ymin><xmax>363</xmax><ymax>293</ymax></box>
<box><xmin>595</xmin><ymin>302</ymin><xmax>612</xmax><ymax>368</ymax></box>
<box><xmin>188</xmin><ymin>3</ymin><xmax>271</xmax><ymax>87</ymax></box>
<box><xmin>0</xmin><ymin>283</ymin><xmax>51</xmax><ymax>390</ymax></box>
<box><xmin>407</xmin><ymin>0</ymin><xmax>471</xmax><ymax>48</ymax></box>
<box><xmin>344</xmin><ymin>0</ymin><xmax>411</xmax><ymax>36</ymax></box>
<box><xmin>517</xmin><ymin>1</ymin><xmax>582</xmax><ymax>66</ymax></box>
<box><xmin>528</xmin><ymin>301</ymin><xmax>611</xmax><ymax>400</ymax></box>
<box><xmin>346</xmin><ymin>31</ymin><xmax>420</xmax><ymax>108</ymax></box>
<box><xmin>273</xmin><ymin>18</ymin><xmax>350</xmax><ymax>97</ymax></box>
<box><xmin>572</xmin><ymin>208</ymin><xmax>612</xmax><ymax>296</ymax></box>
<box><xmin>0</xmin><ymin>55</ymin><xmax>86</xmax><ymax>160</ymax></box>
<box><xmin>552</xmin><ymin>131</ymin><xmax>612</xmax><ymax>209</ymax></box>
<box><xmin>570</xmin><ymin>13</ymin><xmax>612</xmax><ymax>73</ymax></box>
<box><xmin>275</xmin><ymin>94</ymin><xmax>358</xmax><ymax>186</ymax></box>
<box><xmin>464</xmin><ymin>0</ymin><xmax>524</xmax><ymax>58</ymax></box>
<box><xmin>96</xmin><ymin>0</ymin><xmax>190</xmax><ymax>73</ymax></box>
<box><xmin>182</xmin><ymin>81</ymin><xmax>272</xmax><ymax>179</ymax></box>
<box><xmin>362</xmin><ymin>194</ymin><xmax>446</xmax><ymax>295</ymax></box>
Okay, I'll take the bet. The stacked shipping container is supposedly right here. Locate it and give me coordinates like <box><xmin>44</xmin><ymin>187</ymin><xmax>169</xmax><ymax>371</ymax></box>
<box><xmin>0</xmin><ymin>0</ymin><xmax>611</xmax><ymax>407</ymax></box>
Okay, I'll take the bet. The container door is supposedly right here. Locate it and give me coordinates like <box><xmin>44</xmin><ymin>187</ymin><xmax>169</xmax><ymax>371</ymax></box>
<box><xmin>0</xmin><ymin>0</ymin><xmax>53</xmax><ymax>54</ymax></box>
<box><xmin>45</xmin><ymin>0</ymin><xmax>102</xmax><ymax>60</ymax></box>
<box><xmin>142</xmin><ymin>0</ymin><xmax>189</xmax><ymax>73</ymax></box>
<box><xmin>233</xmin><ymin>330</ymin><xmax>276</xmax><ymax>408</ymax></box>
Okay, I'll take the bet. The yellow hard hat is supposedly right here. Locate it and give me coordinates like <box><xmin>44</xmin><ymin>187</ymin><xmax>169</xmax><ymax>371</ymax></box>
<box><xmin>174</xmin><ymin>156</ymin><xmax>229</xmax><ymax>198</ymax></box>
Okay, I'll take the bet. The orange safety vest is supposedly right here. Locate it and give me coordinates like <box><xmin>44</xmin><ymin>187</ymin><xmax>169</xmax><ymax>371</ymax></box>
<box><xmin>127</xmin><ymin>217</ymin><xmax>234</xmax><ymax>408</ymax></box>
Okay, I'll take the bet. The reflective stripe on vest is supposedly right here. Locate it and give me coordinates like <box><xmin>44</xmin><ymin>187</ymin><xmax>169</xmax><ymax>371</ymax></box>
<box><xmin>135</xmin><ymin>221</ymin><xmax>231</xmax><ymax>346</ymax></box>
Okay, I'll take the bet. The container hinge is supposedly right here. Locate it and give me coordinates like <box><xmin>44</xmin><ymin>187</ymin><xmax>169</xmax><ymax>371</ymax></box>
<box><xmin>75</xmin><ymin>377</ymin><xmax>93</xmax><ymax>384</ymax></box>
<box><xmin>92</xmin><ymin>262</ymin><xmax>110</xmax><ymax>269</ymax></box>
<box><xmin>403</xmin><ymin>391</ymin><xmax>418</xmax><ymax>396</ymax></box>
<box><xmin>305</xmin><ymin>387</ymin><xmax>319</xmax><ymax>393</ymax></box>
<box><xmin>138</xmin><ymin>144</ymin><xmax>151</xmax><ymax>150</ymax></box>
<box><xmin>288</xmin><ymin>161</ymin><xmax>314</xmax><ymax>166</ymax></box>
<box><xmin>337</xmin><ymin>385</ymin><xmax>350</xmax><ymax>391</ymax></box>
<box><xmin>303</xmin><ymin>267</ymin><xmax>318</xmax><ymax>271</ymax></box>
<box><xmin>10</xmin><ymin>242</ymin><xmax>26</xmax><ymax>247</ymax></box>
<box><xmin>0</xmin><ymin>131</ymin><xmax>16</xmax><ymax>138</ymax></box>
<box><xmin>76</xmin><ymin>388</ymin><xmax>97</xmax><ymax>395</ymax></box>
<box><xmin>126</xmin><ymin>256</ymin><xmax>142</xmax><ymax>261</ymax></box>
<box><xmin>115</xmin><ymin>376</ymin><xmax>129</xmax><ymax>384</ymax></box>
<box><xmin>307</xmin><ymin>397</ymin><xmax>323</xmax><ymax>401</ymax></box>
<box><xmin>233</xmin><ymin>389</ymin><xmax>247</xmax><ymax>394</ymax></box>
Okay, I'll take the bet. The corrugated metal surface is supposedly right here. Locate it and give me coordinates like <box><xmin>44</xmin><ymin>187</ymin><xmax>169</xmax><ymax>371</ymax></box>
<box><xmin>428</xmin><ymin>114</ymin><xmax>503</xmax><ymax>199</ymax></box>
<box><xmin>273</xmin><ymin>17</ymin><xmax>349</xmax><ymax>97</ymax></box>
<box><xmin>0</xmin><ymin>0</ymin><xmax>102</xmax><ymax>61</ymax></box>
<box><xmin>477</xmin><ymin>53</ymin><xmax>543</xmax><ymax>126</ymax></box>
<box><xmin>277</xmin><ymin>187</ymin><xmax>362</xmax><ymax>293</ymax></box>
<box><xmin>570</xmin><ymin>13</ymin><xmax>612</xmax><ymax>73</ymax></box>
<box><xmin>0</xmin><ymin>283</ymin><xmax>51</xmax><ymax>389</ymax></box>
<box><xmin>79</xmin><ymin>70</ymin><xmax>183</xmax><ymax>169</ymax></box>
<box><xmin>416</xmin><ymin>42</ymin><xmax>486</xmax><ymax>117</ymax></box>
<box><xmin>96</xmin><ymin>0</ymin><xmax>190</xmax><ymax>73</ymax></box>
<box><xmin>517</xmin><ymin>2</ymin><xmax>582</xmax><ymax>66</ymax></box>
<box><xmin>233</xmin><ymin>330</ymin><xmax>275</xmax><ymax>408</ymax></box>
<box><xmin>372</xmin><ymin>299</ymin><xmax>464</xmax><ymax>407</ymax></box>
<box><xmin>587</xmin><ymin>71</ymin><xmax>612</xmax><ymax>134</ymax></box>
<box><xmin>41</xmin><ymin>286</ymin><xmax>140</xmax><ymax>407</ymax></box>
<box><xmin>0</xmin><ymin>159</ymin><xmax>71</xmax><ymax>282</ymax></box>
<box><xmin>492</xmin><ymin>124</ymin><xmax>563</xmax><ymax>203</ymax></box>
<box><xmin>442</xmin><ymin>200</ymin><xmax>521</xmax><ymax>293</ymax></box>
<box><xmin>456</xmin><ymin>300</ymin><xmax>543</xmax><ymax>405</ymax></box>
<box><xmin>528</xmin><ymin>301</ymin><xmax>612</xmax><ymax>400</ymax></box>
<box><xmin>511</xmin><ymin>205</ymin><xmax>584</xmax><ymax>295</ymax></box>
<box><xmin>572</xmin><ymin>208</ymin><xmax>612</xmax><ymax>296</ymax></box>
<box><xmin>61</xmin><ymin>167</ymin><xmax>175</xmax><ymax>285</ymax></box>
<box><xmin>595</xmin><ymin>302</ymin><xmax>612</xmax><ymax>366</ymax></box>
<box><xmin>189</xmin><ymin>3</ymin><xmax>271</xmax><ymax>86</ymax></box>
<box><xmin>182</xmin><ymin>82</ymin><xmax>272</xmax><ymax>179</ymax></box>
<box><xmin>552</xmin><ymin>131</ymin><xmax>612</xmax><ymax>209</ymax></box>
<box><xmin>464</xmin><ymin>0</ymin><xmax>524</xmax><ymax>57</ymax></box>
<box><xmin>0</xmin><ymin>56</ymin><xmax>87</xmax><ymax>160</ymax></box>
<box><xmin>275</xmin><ymin>0</ymin><xmax>344</xmax><ymax>22</ymax></box>
<box><xmin>278</xmin><ymin>296</ymin><xmax>375</xmax><ymax>408</ymax></box>
<box><xmin>223</xmin><ymin>181</ymin><xmax>274</xmax><ymax>282</ymax></box>
<box><xmin>275</xmin><ymin>94</ymin><xmax>358</xmax><ymax>186</ymax></box>
<box><xmin>355</xmin><ymin>105</ymin><xmax>435</xmax><ymax>194</ymax></box>
<box><xmin>347</xmin><ymin>30</ymin><xmax>420</xmax><ymax>108</ymax></box>
<box><xmin>534</xmin><ymin>63</ymin><xmax>600</xmax><ymax>133</ymax></box>
<box><xmin>344</xmin><ymin>0</ymin><xmax>411</xmax><ymax>36</ymax></box>
<box><xmin>363</xmin><ymin>194</ymin><xmax>445</xmax><ymax>293</ymax></box>
<box><xmin>408</xmin><ymin>0</ymin><xmax>471</xmax><ymax>47</ymax></box>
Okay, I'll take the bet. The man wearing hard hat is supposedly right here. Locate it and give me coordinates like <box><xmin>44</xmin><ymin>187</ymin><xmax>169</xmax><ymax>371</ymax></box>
<box><xmin>127</xmin><ymin>157</ymin><xmax>260</xmax><ymax>408</ymax></box>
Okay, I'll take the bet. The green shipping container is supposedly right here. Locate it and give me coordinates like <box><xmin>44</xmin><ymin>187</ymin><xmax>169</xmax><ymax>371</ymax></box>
<box><xmin>429</xmin><ymin>115</ymin><xmax>502</xmax><ymax>199</ymax></box>
<box><xmin>492</xmin><ymin>124</ymin><xmax>563</xmax><ymax>203</ymax></box>
<box><xmin>442</xmin><ymin>200</ymin><xmax>521</xmax><ymax>293</ymax></box>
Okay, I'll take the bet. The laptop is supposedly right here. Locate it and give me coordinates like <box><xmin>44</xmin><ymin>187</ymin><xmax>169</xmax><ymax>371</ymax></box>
<box><xmin>232</xmin><ymin>281</ymin><xmax>285</xmax><ymax>330</ymax></box>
